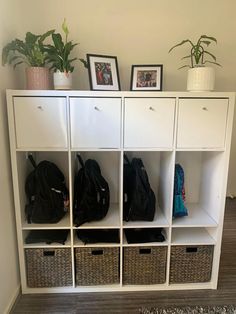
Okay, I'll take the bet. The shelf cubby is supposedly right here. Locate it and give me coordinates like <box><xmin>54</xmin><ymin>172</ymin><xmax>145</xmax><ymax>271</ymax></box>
<box><xmin>22</xmin><ymin>230</ymin><xmax>71</xmax><ymax>248</ymax></box>
<box><xmin>171</xmin><ymin>227</ymin><xmax>216</xmax><ymax>245</ymax></box>
<box><xmin>123</xmin><ymin>151</ymin><xmax>174</xmax><ymax>224</ymax></box>
<box><xmin>174</xmin><ymin>151</ymin><xmax>225</xmax><ymax>226</ymax></box>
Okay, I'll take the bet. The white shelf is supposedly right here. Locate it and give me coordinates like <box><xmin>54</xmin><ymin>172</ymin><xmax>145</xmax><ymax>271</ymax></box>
<box><xmin>172</xmin><ymin>203</ymin><xmax>218</xmax><ymax>227</ymax></box>
<box><xmin>171</xmin><ymin>228</ymin><xmax>216</xmax><ymax>245</ymax></box>
<box><xmin>124</xmin><ymin>148</ymin><xmax>173</xmax><ymax>152</ymax></box>
<box><xmin>22</xmin><ymin>214</ymin><xmax>71</xmax><ymax>230</ymax></box>
<box><xmin>8</xmin><ymin>91</ymin><xmax>234</xmax><ymax>294</ymax></box>
<box><xmin>123</xmin><ymin>236</ymin><xmax>168</xmax><ymax>247</ymax></box>
<box><xmin>71</xmin><ymin>148</ymin><xmax>121</xmax><ymax>152</ymax></box>
<box><xmin>16</xmin><ymin>148</ymin><xmax>69</xmax><ymax>152</ymax></box>
<box><xmin>75</xmin><ymin>284</ymin><xmax>121</xmax><ymax>291</ymax></box>
<box><xmin>74</xmin><ymin>203</ymin><xmax>120</xmax><ymax>229</ymax></box>
<box><xmin>176</xmin><ymin>148</ymin><xmax>225</xmax><ymax>152</ymax></box>
<box><xmin>123</xmin><ymin>209</ymin><xmax>169</xmax><ymax>228</ymax></box>
<box><xmin>23</xmin><ymin>233</ymin><xmax>71</xmax><ymax>248</ymax></box>
<box><xmin>73</xmin><ymin>237</ymin><xmax>120</xmax><ymax>247</ymax></box>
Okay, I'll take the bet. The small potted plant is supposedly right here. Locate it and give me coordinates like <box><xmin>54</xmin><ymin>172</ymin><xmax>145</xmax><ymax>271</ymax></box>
<box><xmin>2</xmin><ymin>30</ymin><xmax>54</xmax><ymax>89</ymax></box>
<box><xmin>169</xmin><ymin>35</ymin><xmax>221</xmax><ymax>91</ymax></box>
<box><xmin>44</xmin><ymin>19</ymin><xmax>82</xmax><ymax>89</ymax></box>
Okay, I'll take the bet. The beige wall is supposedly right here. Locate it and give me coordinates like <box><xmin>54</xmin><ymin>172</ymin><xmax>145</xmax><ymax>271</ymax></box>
<box><xmin>0</xmin><ymin>1</ymin><xmax>22</xmax><ymax>313</ymax></box>
<box><xmin>1</xmin><ymin>2</ymin><xmax>236</xmax><ymax>310</ymax></box>
<box><xmin>14</xmin><ymin>0</ymin><xmax>236</xmax><ymax>91</ymax></box>
<box><xmin>12</xmin><ymin>0</ymin><xmax>236</xmax><ymax>193</ymax></box>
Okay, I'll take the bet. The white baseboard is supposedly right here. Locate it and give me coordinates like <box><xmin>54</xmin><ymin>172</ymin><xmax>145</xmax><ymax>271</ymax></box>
<box><xmin>4</xmin><ymin>285</ymin><xmax>21</xmax><ymax>314</ymax></box>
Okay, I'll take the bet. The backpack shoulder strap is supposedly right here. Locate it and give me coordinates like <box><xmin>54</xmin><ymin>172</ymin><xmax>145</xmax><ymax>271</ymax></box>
<box><xmin>77</xmin><ymin>154</ymin><xmax>84</xmax><ymax>168</ymax></box>
<box><xmin>131</xmin><ymin>158</ymin><xmax>150</xmax><ymax>192</ymax></box>
<box><xmin>124</xmin><ymin>154</ymin><xmax>131</xmax><ymax>165</ymax></box>
<box><xmin>28</xmin><ymin>154</ymin><xmax>37</xmax><ymax>169</ymax></box>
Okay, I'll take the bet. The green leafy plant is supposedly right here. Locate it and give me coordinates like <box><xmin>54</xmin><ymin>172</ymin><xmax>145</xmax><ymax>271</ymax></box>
<box><xmin>2</xmin><ymin>30</ymin><xmax>55</xmax><ymax>68</ymax></box>
<box><xmin>44</xmin><ymin>19</ymin><xmax>87</xmax><ymax>73</ymax></box>
<box><xmin>169</xmin><ymin>35</ymin><xmax>221</xmax><ymax>69</ymax></box>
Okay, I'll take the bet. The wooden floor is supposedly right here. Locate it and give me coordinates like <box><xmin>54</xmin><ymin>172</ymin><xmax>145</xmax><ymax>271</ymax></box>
<box><xmin>11</xmin><ymin>198</ymin><xmax>236</xmax><ymax>314</ymax></box>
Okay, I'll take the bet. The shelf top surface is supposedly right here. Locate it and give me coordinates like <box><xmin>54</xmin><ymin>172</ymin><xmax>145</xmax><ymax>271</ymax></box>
<box><xmin>7</xmin><ymin>89</ymin><xmax>235</xmax><ymax>99</ymax></box>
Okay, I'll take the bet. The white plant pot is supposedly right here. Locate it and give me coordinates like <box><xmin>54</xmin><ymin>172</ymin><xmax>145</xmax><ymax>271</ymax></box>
<box><xmin>53</xmin><ymin>71</ymin><xmax>72</xmax><ymax>90</ymax></box>
<box><xmin>187</xmin><ymin>67</ymin><xmax>215</xmax><ymax>92</ymax></box>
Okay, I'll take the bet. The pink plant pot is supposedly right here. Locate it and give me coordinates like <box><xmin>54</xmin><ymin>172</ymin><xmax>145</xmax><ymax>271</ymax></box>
<box><xmin>26</xmin><ymin>67</ymin><xmax>51</xmax><ymax>90</ymax></box>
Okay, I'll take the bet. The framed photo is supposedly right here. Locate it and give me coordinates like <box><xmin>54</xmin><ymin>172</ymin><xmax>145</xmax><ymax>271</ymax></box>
<box><xmin>87</xmin><ymin>54</ymin><xmax>121</xmax><ymax>91</ymax></box>
<box><xmin>130</xmin><ymin>64</ymin><xmax>163</xmax><ymax>91</ymax></box>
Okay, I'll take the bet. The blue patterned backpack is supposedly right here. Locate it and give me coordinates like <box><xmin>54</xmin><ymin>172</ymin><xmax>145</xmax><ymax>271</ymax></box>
<box><xmin>173</xmin><ymin>164</ymin><xmax>188</xmax><ymax>218</ymax></box>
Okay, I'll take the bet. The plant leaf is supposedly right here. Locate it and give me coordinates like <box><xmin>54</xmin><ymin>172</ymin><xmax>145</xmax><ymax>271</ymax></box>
<box><xmin>204</xmin><ymin>50</ymin><xmax>217</xmax><ymax>61</ymax></box>
<box><xmin>39</xmin><ymin>29</ymin><xmax>55</xmax><ymax>43</ymax></box>
<box><xmin>13</xmin><ymin>61</ymin><xmax>24</xmax><ymax>69</ymax></box>
<box><xmin>169</xmin><ymin>39</ymin><xmax>194</xmax><ymax>53</ymax></box>
<box><xmin>181</xmin><ymin>55</ymin><xmax>191</xmax><ymax>60</ymax></box>
<box><xmin>25</xmin><ymin>32</ymin><xmax>40</xmax><ymax>45</ymax></box>
<box><xmin>178</xmin><ymin>65</ymin><xmax>191</xmax><ymax>69</ymax></box>
<box><xmin>199</xmin><ymin>35</ymin><xmax>217</xmax><ymax>44</ymax></box>
<box><xmin>204</xmin><ymin>60</ymin><xmax>221</xmax><ymax>66</ymax></box>
<box><xmin>200</xmin><ymin>40</ymin><xmax>211</xmax><ymax>46</ymax></box>
<box><xmin>79</xmin><ymin>58</ymin><xmax>88</xmax><ymax>68</ymax></box>
<box><xmin>52</xmin><ymin>33</ymin><xmax>64</xmax><ymax>52</ymax></box>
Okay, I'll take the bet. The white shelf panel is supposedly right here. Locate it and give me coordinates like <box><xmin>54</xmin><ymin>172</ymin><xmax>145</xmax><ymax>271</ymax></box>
<box><xmin>176</xmin><ymin>148</ymin><xmax>225</xmax><ymax>152</ymax></box>
<box><xmin>123</xmin><ymin>236</ymin><xmax>168</xmax><ymax>247</ymax></box>
<box><xmin>73</xmin><ymin>237</ymin><xmax>120</xmax><ymax>247</ymax></box>
<box><xmin>172</xmin><ymin>203</ymin><xmax>218</xmax><ymax>227</ymax></box>
<box><xmin>171</xmin><ymin>228</ymin><xmax>216</xmax><ymax>245</ymax></box>
<box><xmin>75</xmin><ymin>284</ymin><xmax>121</xmax><ymax>290</ymax></box>
<box><xmin>74</xmin><ymin>203</ymin><xmax>120</xmax><ymax>229</ymax></box>
<box><xmin>123</xmin><ymin>209</ymin><xmax>169</xmax><ymax>228</ymax></box>
<box><xmin>123</xmin><ymin>148</ymin><xmax>173</xmax><ymax>152</ymax></box>
<box><xmin>71</xmin><ymin>148</ymin><xmax>121</xmax><ymax>152</ymax></box>
<box><xmin>16</xmin><ymin>148</ymin><xmax>69</xmax><ymax>152</ymax></box>
<box><xmin>23</xmin><ymin>282</ymin><xmax>214</xmax><ymax>294</ymax></box>
<box><xmin>22</xmin><ymin>214</ymin><xmax>71</xmax><ymax>230</ymax></box>
<box><xmin>23</xmin><ymin>233</ymin><xmax>71</xmax><ymax>248</ymax></box>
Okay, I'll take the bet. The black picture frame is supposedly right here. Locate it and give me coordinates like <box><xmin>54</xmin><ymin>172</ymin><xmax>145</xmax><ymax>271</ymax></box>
<box><xmin>87</xmin><ymin>54</ymin><xmax>121</xmax><ymax>91</ymax></box>
<box><xmin>130</xmin><ymin>64</ymin><xmax>163</xmax><ymax>91</ymax></box>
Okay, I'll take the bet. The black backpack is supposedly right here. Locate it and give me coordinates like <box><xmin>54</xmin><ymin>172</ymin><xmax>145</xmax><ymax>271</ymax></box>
<box><xmin>123</xmin><ymin>156</ymin><xmax>156</xmax><ymax>221</ymax></box>
<box><xmin>123</xmin><ymin>155</ymin><xmax>135</xmax><ymax>221</ymax></box>
<box><xmin>73</xmin><ymin>155</ymin><xmax>110</xmax><ymax>226</ymax></box>
<box><xmin>25</xmin><ymin>155</ymin><xmax>69</xmax><ymax>224</ymax></box>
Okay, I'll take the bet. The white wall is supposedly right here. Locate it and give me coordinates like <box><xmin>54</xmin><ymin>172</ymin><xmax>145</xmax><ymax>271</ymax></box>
<box><xmin>0</xmin><ymin>1</ymin><xmax>22</xmax><ymax>313</ymax></box>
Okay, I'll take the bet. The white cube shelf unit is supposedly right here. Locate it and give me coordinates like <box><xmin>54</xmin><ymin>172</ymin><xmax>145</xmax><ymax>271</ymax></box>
<box><xmin>7</xmin><ymin>90</ymin><xmax>235</xmax><ymax>293</ymax></box>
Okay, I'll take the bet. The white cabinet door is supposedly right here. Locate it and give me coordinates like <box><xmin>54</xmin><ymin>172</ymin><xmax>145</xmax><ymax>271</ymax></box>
<box><xmin>177</xmin><ymin>98</ymin><xmax>228</xmax><ymax>149</ymax></box>
<box><xmin>13</xmin><ymin>97</ymin><xmax>67</xmax><ymax>149</ymax></box>
<box><xmin>124</xmin><ymin>98</ymin><xmax>175</xmax><ymax>148</ymax></box>
<box><xmin>70</xmin><ymin>98</ymin><xmax>121</xmax><ymax>148</ymax></box>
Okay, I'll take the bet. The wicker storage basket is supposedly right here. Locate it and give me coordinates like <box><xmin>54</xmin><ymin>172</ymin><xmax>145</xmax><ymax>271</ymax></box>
<box><xmin>123</xmin><ymin>246</ymin><xmax>167</xmax><ymax>285</ymax></box>
<box><xmin>25</xmin><ymin>248</ymin><xmax>72</xmax><ymax>287</ymax></box>
<box><xmin>75</xmin><ymin>247</ymin><xmax>120</xmax><ymax>285</ymax></box>
<box><xmin>170</xmin><ymin>245</ymin><xmax>214</xmax><ymax>284</ymax></box>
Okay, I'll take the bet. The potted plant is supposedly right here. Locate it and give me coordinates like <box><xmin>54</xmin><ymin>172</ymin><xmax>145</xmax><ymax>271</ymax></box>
<box><xmin>44</xmin><ymin>19</ymin><xmax>84</xmax><ymax>89</ymax></box>
<box><xmin>169</xmin><ymin>35</ymin><xmax>221</xmax><ymax>91</ymax></box>
<box><xmin>2</xmin><ymin>30</ymin><xmax>54</xmax><ymax>89</ymax></box>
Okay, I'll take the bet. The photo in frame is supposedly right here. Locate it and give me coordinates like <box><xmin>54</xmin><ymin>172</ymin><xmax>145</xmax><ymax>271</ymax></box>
<box><xmin>87</xmin><ymin>54</ymin><xmax>121</xmax><ymax>91</ymax></box>
<box><xmin>130</xmin><ymin>64</ymin><xmax>163</xmax><ymax>91</ymax></box>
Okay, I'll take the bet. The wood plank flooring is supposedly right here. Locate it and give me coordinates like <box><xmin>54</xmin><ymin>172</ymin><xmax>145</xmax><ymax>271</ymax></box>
<box><xmin>11</xmin><ymin>198</ymin><xmax>236</xmax><ymax>314</ymax></box>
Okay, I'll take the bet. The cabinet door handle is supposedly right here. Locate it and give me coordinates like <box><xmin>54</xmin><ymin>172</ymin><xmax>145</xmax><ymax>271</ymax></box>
<box><xmin>149</xmin><ymin>106</ymin><xmax>155</xmax><ymax>111</ymax></box>
<box><xmin>202</xmin><ymin>107</ymin><xmax>208</xmax><ymax>111</ymax></box>
<box><xmin>37</xmin><ymin>106</ymin><xmax>43</xmax><ymax>111</ymax></box>
<box><xmin>94</xmin><ymin>106</ymin><xmax>100</xmax><ymax>111</ymax></box>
